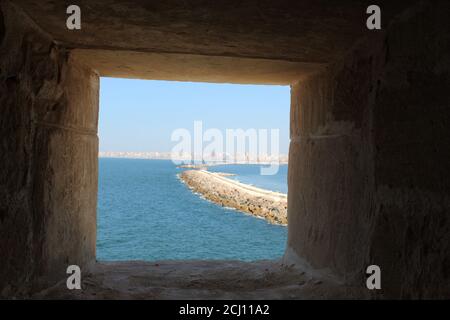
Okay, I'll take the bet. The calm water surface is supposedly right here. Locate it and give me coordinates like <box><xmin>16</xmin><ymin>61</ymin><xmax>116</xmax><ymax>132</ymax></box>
<box><xmin>97</xmin><ymin>158</ymin><xmax>287</xmax><ymax>261</ymax></box>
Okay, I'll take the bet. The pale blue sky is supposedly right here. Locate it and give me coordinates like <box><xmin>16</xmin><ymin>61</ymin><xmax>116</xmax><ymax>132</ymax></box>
<box><xmin>99</xmin><ymin>78</ymin><xmax>290</xmax><ymax>153</ymax></box>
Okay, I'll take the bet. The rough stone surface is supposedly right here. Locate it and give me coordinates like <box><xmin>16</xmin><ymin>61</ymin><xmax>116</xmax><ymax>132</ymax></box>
<box><xmin>1</xmin><ymin>0</ymin><xmax>450</xmax><ymax>299</ymax></box>
<box><xmin>32</xmin><ymin>260</ymin><xmax>353</xmax><ymax>300</ymax></box>
<box><xmin>287</xmin><ymin>1</ymin><xmax>450</xmax><ymax>299</ymax></box>
<box><xmin>71</xmin><ymin>49</ymin><xmax>323</xmax><ymax>85</ymax></box>
<box><xmin>13</xmin><ymin>0</ymin><xmax>414</xmax><ymax>63</ymax></box>
<box><xmin>12</xmin><ymin>0</ymin><xmax>415</xmax><ymax>84</ymax></box>
<box><xmin>180</xmin><ymin>170</ymin><xmax>287</xmax><ymax>225</ymax></box>
<box><xmin>0</xmin><ymin>1</ymin><xmax>98</xmax><ymax>297</ymax></box>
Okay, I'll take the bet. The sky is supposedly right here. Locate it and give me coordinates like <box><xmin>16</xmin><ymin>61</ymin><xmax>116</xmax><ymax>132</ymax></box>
<box><xmin>99</xmin><ymin>77</ymin><xmax>291</xmax><ymax>154</ymax></box>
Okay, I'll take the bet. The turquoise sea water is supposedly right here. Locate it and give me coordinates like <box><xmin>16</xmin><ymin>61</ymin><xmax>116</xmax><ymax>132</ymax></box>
<box><xmin>97</xmin><ymin>158</ymin><xmax>288</xmax><ymax>261</ymax></box>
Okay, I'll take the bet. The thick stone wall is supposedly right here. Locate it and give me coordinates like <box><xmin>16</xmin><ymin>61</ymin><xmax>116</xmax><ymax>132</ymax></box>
<box><xmin>1</xmin><ymin>0</ymin><xmax>449</xmax><ymax>299</ymax></box>
<box><xmin>0</xmin><ymin>1</ymin><xmax>98</xmax><ymax>297</ymax></box>
<box><xmin>287</xmin><ymin>1</ymin><xmax>450</xmax><ymax>298</ymax></box>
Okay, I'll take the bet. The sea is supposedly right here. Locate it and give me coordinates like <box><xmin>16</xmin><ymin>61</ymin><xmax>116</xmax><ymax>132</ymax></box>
<box><xmin>97</xmin><ymin>158</ymin><xmax>288</xmax><ymax>262</ymax></box>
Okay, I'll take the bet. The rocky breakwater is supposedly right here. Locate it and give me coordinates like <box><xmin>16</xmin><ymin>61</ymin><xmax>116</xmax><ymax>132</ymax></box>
<box><xmin>180</xmin><ymin>170</ymin><xmax>287</xmax><ymax>225</ymax></box>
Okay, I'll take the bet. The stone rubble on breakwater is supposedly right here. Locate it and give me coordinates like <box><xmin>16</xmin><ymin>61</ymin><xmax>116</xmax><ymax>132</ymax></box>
<box><xmin>180</xmin><ymin>170</ymin><xmax>287</xmax><ymax>225</ymax></box>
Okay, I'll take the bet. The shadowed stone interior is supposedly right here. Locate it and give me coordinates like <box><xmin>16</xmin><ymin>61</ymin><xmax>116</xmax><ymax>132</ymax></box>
<box><xmin>1</xmin><ymin>0</ymin><xmax>449</xmax><ymax>299</ymax></box>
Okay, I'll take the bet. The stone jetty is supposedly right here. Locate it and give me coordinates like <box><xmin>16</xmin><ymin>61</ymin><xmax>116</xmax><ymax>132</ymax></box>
<box><xmin>180</xmin><ymin>170</ymin><xmax>287</xmax><ymax>225</ymax></box>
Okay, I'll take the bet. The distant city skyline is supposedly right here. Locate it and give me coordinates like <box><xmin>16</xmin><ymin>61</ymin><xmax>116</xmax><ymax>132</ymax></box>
<box><xmin>99</xmin><ymin>78</ymin><xmax>290</xmax><ymax>154</ymax></box>
<box><xmin>99</xmin><ymin>151</ymin><xmax>289</xmax><ymax>164</ymax></box>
